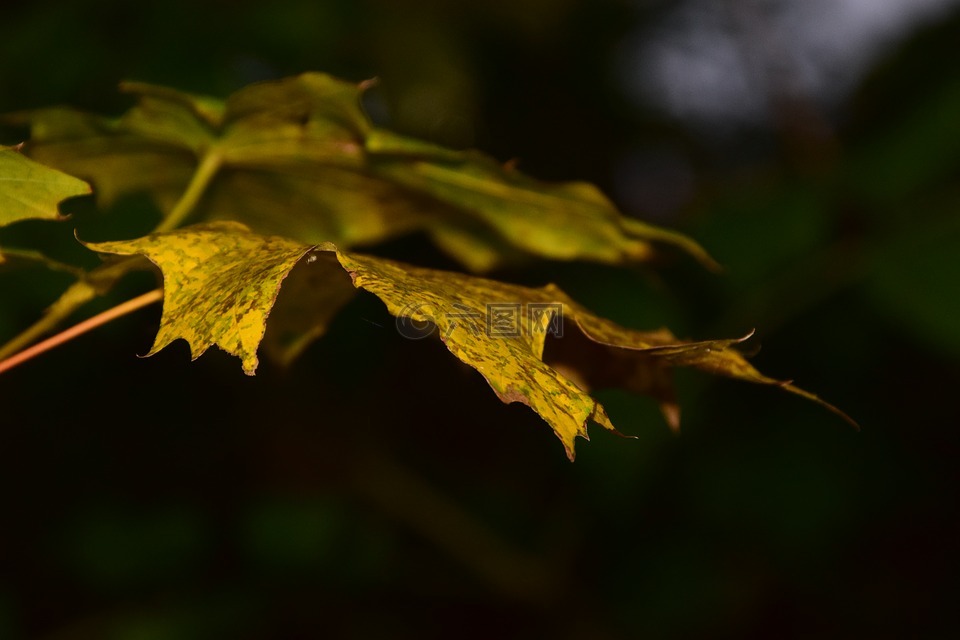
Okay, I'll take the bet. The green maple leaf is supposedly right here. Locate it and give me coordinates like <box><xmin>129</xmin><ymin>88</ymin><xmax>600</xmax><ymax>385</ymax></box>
<box><xmin>13</xmin><ymin>72</ymin><xmax>717</xmax><ymax>272</ymax></box>
<box><xmin>87</xmin><ymin>223</ymin><xmax>854</xmax><ymax>460</ymax></box>
<box><xmin>0</xmin><ymin>145</ymin><xmax>90</xmax><ymax>229</ymax></box>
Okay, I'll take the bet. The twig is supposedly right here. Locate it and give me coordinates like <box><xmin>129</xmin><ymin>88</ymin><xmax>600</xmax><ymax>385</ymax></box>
<box><xmin>154</xmin><ymin>150</ymin><xmax>222</xmax><ymax>232</ymax></box>
<box><xmin>349</xmin><ymin>447</ymin><xmax>563</xmax><ymax>605</ymax></box>
<box><xmin>0</xmin><ymin>289</ymin><xmax>162</xmax><ymax>376</ymax></box>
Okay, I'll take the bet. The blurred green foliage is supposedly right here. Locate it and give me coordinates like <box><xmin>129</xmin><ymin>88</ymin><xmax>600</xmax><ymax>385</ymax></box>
<box><xmin>1</xmin><ymin>0</ymin><xmax>958</xmax><ymax>638</ymax></box>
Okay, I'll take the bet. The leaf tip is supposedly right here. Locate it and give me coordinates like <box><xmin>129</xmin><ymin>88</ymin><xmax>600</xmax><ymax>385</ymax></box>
<box><xmin>661</xmin><ymin>402</ymin><xmax>682</xmax><ymax>434</ymax></box>
<box><xmin>702</xmin><ymin>253</ymin><xmax>725</xmax><ymax>274</ymax></box>
<box><xmin>359</xmin><ymin>76</ymin><xmax>380</xmax><ymax>92</ymax></box>
<box><xmin>782</xmin><ymin>382</ymin><xmax>861</xmax><ymax>431</ymax></box>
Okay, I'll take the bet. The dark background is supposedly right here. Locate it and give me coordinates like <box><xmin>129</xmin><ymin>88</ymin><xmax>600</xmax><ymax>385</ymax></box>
<box><xmin>2</xmin><ymin>1</ymin><xmax>958</xmax><ymax>638</ymax></box>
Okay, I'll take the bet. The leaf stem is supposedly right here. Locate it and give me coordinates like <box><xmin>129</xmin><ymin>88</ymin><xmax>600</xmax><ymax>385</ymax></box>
<box><xmin>154</xmin><ymin>149</ymin><xmax>222</xmax><ymax>233</ymax></box>
<box><xmin>0</xmin><ymin>282</ymin><xmax>96</xmax><ymax>361</ymax></box>
<box><xmin>0</xmin><ymin>257</ymin><xmax>142</xmax><ymax>361</ymax></box>
<box><xmin>0</xmin><ymin>289</ymin><xmax>162</xmax><ymax>376</ymax></box>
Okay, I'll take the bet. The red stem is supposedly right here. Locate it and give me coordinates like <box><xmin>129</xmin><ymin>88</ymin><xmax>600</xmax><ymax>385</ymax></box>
<box><xmin>0</xmin><ymin>289</ymin><xmax>163</xmax><ymax>376</ymax></box>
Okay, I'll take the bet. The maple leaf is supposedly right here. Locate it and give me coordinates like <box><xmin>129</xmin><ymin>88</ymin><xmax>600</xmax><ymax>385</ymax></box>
<box><xmin>86</xmin><ymin>223</ymin><xmax>854</xmax><ymax>460</ymax></box>
<box><xmin>0</xmin><ymin>145</ymin><xmax>90</xmax><ymax>229</ymax></box>
<box><xmin>11</xmin><ymin>73</ymin><xmax>717</xmax><ymax>272</ymax></box>
<box><xmin>85</xmin><ymin>223</ymin><xmax>313</xmax><ymax>375</ymax></box>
